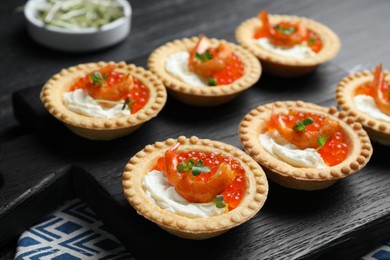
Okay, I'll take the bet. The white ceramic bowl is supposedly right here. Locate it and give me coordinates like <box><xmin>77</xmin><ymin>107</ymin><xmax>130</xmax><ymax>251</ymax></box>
<box><xmin>24</xmin><ymin>0</ymin><xmax>131</xmax><ymax>52</ymax></box>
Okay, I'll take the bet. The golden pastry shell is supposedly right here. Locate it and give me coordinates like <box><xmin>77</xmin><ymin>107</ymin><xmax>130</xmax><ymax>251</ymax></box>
<box><xmin>40</xmin><ymin>61</ymin><xmax>167</xmax><ymax>140</ymax></box>
<box><xmin>122</xmin><ymin>136</ymin><xmax>268</xmax><ymax>239</ymax></box>
<box><xmin>239</xmin><ymin>101</ymin><xmax>372</xmax><ymax>190</ymax></box>
<box><xmin>336</xmin><ymin>69</ymin><xmax>390</xmax><ymax>145</ymax></box>
<box><xmin>235</xmin><ymin>15</ymin><xmax>340</xmax><ymax>77</ymax></box>
<box><xmin>148</xmin><ymin>37</ymin><xmax>262</xmax><ymax>106</ymax></box>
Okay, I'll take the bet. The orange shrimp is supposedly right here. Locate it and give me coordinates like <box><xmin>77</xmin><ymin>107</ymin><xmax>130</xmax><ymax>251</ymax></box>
<box><xmin>188</xmin><ymin>35</ymin><xmax>232</xmax><ymax>78</ymax></box>
<box><xmin>164</xmin><ymin>143</ymin><xmax>236</xmax><ymax>203</ymax></box>
<box><xmin>371</xmin><ymin>64</ymin><xmax>390</xmax><ymax>116</ymax></box>
<box><xmin>272</xmin><ymin>112</ymin><xmax>339</xmax><ymax>150</ymax></box>
<box><xmin>259</xmin><ymin>10</ymin><xmax>307</xmax><ymax>47</ymax></box>
<box><xmin>175</xmin><ymin>163</ymin><xmax>236</xmax><ymax>203</ymax></box>
<box><xmin>164</xmin><ymin>142</ymin><xmax>181</xmax><ymax>186</ymax></box>
<box><xmin>85</xmin><ymin>73</ymin><xmax>133</xmax><ymax>102</ymax></box>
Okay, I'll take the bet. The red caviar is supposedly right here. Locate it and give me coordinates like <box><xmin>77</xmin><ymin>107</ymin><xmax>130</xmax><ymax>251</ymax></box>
<box><xmin>70</xmin><ymin>65</ymin><xmax>149</xmax><ymax>114</ymax></box>
<box><xmin>317</xmin><ymin>132</ymin><xmax>349</xmax><ymax>166</ymax></box>
<box><xmin>208</xmin><ymin>49</ymin><xmax>245</xmax><ymax>85</ymax></box>
<box><xmin>127</xmin><ymin>78</ymin><xmax>149</xmax><ymax>114</ymax></box>
<box><xmin>267</xmin><ymin>110</ymin><xmax>348</xmax><ymax>166</ymax></box>
<box><xmin>154</xmin><ymin>151</ymin><xmax>246</xmax><ymax>210</ymax></box>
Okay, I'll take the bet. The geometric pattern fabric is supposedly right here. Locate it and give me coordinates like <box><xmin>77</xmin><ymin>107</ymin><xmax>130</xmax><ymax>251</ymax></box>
<box><xmin>15</xmin><ymin>199</ymin><xmax>133</xmax><ymax>260</ymax></box>
<box><xmin>362</xmin><ymin>243</ymin><xmax>390</xmax><ymax>260</ymax></box>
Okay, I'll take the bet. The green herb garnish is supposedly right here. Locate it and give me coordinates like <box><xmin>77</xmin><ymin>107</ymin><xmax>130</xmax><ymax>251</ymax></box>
<box><xmin>308</xmin><ymin>37</ymin><xmax>316</xmax><ymax>44</ymax></box>
<box><xmin>192</xmin><ymin>160</ymin><xmax>211</xmax><ymax>176</ymax></box>
<box><xmin>177</xmin><ymin>158</ymin><xmax>194</xmax><ymax>173</ymax></box>
<box><xmin>194</xmin><ymin>50</ymin><xmax>213</xmax><ymax>62</ymax></box>
<box><xmin>90</xmin><ymin>71</ymin><xmax>106</xmax><ymax>86</ymax></box>
<box><xmin>103</xmin><ymin>72</ymin><xmax>109</xmax><ymax>79</ymax></box>
<box><xmin>274</xmin><ymin>24</ymin><xmax>295</xmax><ymax>35</ymax></box>
<box><xmin>207</xmin><ymin>78</ymin><xmax>217</xmax><ymax>86</ymax></box>
<box><xmin>121</xmin><ymin>97</ymin><xmax>136</xmax><ymax>111</ymax></box>
<box><xmin>293</xmin><ymin>117</ymin><xmax>314</xmax><ymax>132</ymax></box>
<box><xmin>177</xmin><ymin>158</ymin><xmax>210</xmax><ymax>177</ymax></box>
<box><xmin>214</xmin><ymin>195</ymin><xmax>226</xmax><ymax>209</ymax></box>
<box><xmin>316</xmin><ymin>135</ymin><xmax>329</xmax><ymax>151</ymax></box>
<box><xmin>387</xmin><ymin>92</ymin><xmax>390</xmax><ymax>100</ymax></box>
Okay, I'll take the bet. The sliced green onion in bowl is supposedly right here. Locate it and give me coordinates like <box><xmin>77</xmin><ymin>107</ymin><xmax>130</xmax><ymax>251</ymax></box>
<box><xmin>35</xmin><ymin>0</ymin><xmax>125</xmax><ymax>30</ymax></box>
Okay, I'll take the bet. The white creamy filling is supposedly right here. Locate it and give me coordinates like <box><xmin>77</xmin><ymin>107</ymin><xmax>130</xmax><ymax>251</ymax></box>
<box><xmin>255</xmin><ymin>38</ymin><xmax>315</xmax><ymax>59</ymax></box>
<box><xmin>142</xmin><ymin>170</ymin><xmax>225</xmax><ymax>218</ymax></box>
<box><xmin>259</xmin><ymin>131</ymin><xmax>327</xmax><ymax>168</ymax></box>
<box><xmin>165</xmin><ymin>51</ymin><xmax>207</xmax><ymax>87</ymax></box>
<box><xmin>354</xmin><ymin>95</ymin><xmax>390</xmax><ymax>123</ymax></box>
<box><xmin>62</xmin><ymin>89</ymin><xmax>129</xmax><ymax>118</ymax></box>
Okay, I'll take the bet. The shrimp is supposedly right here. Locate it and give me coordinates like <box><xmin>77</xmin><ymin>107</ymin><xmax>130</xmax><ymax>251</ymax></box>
<box><xmin>164</xmin><ymin>142</ymin><xmax>181</xmax><ymax>186</ymax></box>
<box><xmin>272</xmin><ymin>112</ymin><xmax>339</xmax><ymax>150</ymax></box>
<box><xmin>188</xmin><ymin>35</ymin><xmax>232</xmax><ymax>78</ymax></box>
<box><xmin>175</xmin><ymin>163</ymin><xmax>236</xmax><ymax>203</ymax></box>
<box><xmin>259</xmin><ymin>10</ymin><xmax>307</xmax><ymax>47</ymax></box>
<box><xmin>164</xmin><ymin>143</ymin><xmax>236</xmax><ymax>203</ymax></box>
<box><xmin>371</xmin><ymin>64</ymin><xmax>390</xmax><ymax>116</ymax></box>
<box><xmin>85</xmin><ymin>73</ymin><xmax>133</xmax><ymax>102</ymax></box>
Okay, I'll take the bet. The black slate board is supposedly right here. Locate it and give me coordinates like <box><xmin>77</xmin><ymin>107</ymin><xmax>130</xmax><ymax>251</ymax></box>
<box><xmin>1</xmin><ymin>59</ymin><xmax>389</xmax><ymax>259</ymax></box>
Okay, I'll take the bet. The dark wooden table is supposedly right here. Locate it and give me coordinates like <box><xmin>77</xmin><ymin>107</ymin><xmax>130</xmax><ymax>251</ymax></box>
<box><xmin>1</xmin><ymin>0</ymin><xmax>390</xmax><ymax>259</ymax></box>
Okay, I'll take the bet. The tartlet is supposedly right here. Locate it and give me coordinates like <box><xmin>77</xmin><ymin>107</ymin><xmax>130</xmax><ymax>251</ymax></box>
<box><xmin>235</xmin><ymin>11</ymin><xmax>340</xmax><ymax>77</ymax></box>
<box><xmin>122</xmin><ymin>136</ymin><xmax>268</xmax><ymax>239</ymax></box>
<box><xmin>239</xmin><ymin>101</ymin><xmax>372</xmax><ymax>190</ymax></box>
<box><xmin>336</xmin><ymin>67</ymin><xmax>390</xmax><ymax>145</ymax></box>
<box><xmin>148</xmin><ymin>36</ymin><xmax>261</xmax><ymax>106</ymax></box>
<box><xmin>40</xmin><ymin>61</ymin><xmax>167</xmax><ymax>140</ymax></box>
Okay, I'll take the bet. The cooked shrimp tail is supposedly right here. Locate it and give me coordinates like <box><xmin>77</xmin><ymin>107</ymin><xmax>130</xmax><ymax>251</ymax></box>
<box><xmin>164</xmin><ymin>142</ymin><xmax>181</xmax><ymax>186</ymax></box>
<box><xmin>372</xmin><ymin>64</ymin><xmax>390</xmax><ymax>116</ymax></box>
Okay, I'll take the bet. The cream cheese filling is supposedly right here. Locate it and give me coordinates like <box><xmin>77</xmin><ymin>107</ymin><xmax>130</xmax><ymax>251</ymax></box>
<box><xmin>63</xmin><ymin>89</ymin><xmax>129</xmax><ymax>118</ymax></box>
<box><xmin>259</xmin><ymin>130</ymin><xmax>327</xmax><ymax>168</ymax></box>
<box><xmin>165</xmin><ymin>51</ymin><xmax>207</xmax><ymax>87</ymax></box>
<box><xmin>142</xmin><ymin>170</ymin><xmax>225</xmax><ymax>218</ymax></box>
<box><xmin>354</xmin><ymin>94</ymin><xmax>390</xmax><ymax>123</ymax></box>
<box><xmin>255</xmin><ymin>38</ymin><xmax>315</xmax><ymax>59</ymax></box>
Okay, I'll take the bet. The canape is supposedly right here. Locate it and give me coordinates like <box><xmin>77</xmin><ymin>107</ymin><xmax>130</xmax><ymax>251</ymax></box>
<box><xmin>236</xmin><ymin>10</ymin><xmax>340</xmax><ymax>77</ymax></box>
<box><xmin>336</xmin><ymin>64</ymin><xmax>390</xmax><ymax>145</ymax></box>
<box><xmin>148</xmin><ymin>35</ymin><xmax>261</xmax><ymax>106</ymax></box>
<box><xmin>122</xmin><ymin>136</ymin><xmax>268</xmax><ymax>239</ymax></box>
<box><xmin>41</xmin><ymin>61</ymin><xmax>167</xmax><ymax>140</ymax></box>
<box><xmin>239</xmin><ymin>101</ymin><xmax>372</xmax><ymax>190</ymax></box>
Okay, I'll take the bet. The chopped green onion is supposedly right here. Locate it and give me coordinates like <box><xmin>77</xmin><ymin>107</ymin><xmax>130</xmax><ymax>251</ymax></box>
<box><xmin>293</xmin><ymin>118</ymin><xmax>314</xmax><ymax>132</ymax></box>
<box><xmin>316</xmin><ymin>135</ymin><xmax>329</xmax><ymax>151</ymax></box>
<box><xmin>177</xmin><ymin>158</ymin><xmax>210</xmax><ymax>177</ymax></box>
<box><xmin>90</xmin><ymin>71</ymin><xmax>105</xmax><ymax>86</ymax></box>
<box><xmin>308</xmin><ymin>37</ymin><xmax>316</xmax><ymax>44</ymax></box>
<box><xmin>207</xmin><ymin>78</ymin><xmax>217</xmax><ymax>86</ymax></box>
<box><xmin>194</xmin><ymin>50</ymin><xmax>213</xmax><ymax>62</ymax></box>
<box><xmin>214</xmin><ymin>195</ymin><xmax>226</xmax><ymax>209</ymax></box>
<box><xmin>274</xmin><ymin>24</ymin><xmax>295</xmax><ymax>35</ymax></box>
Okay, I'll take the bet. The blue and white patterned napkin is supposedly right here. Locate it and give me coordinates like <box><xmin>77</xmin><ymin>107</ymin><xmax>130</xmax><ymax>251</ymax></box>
<box><xmin>15</xmin><ymin>199</ymin><xmax>132</xmax><ymax>260</ymax></box>
<box><xmin>362</xmin><ymin>244</ymin><xmax>390</xmax><ymax>260</ymax></box>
